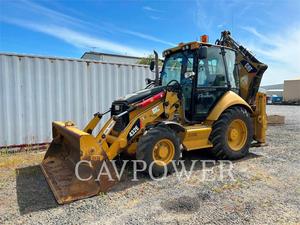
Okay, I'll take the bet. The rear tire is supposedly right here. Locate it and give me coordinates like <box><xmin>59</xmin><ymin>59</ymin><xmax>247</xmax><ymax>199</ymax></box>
<box><xmin>137</xmin><ymin>125</ymin><xmax>181</xmax><ymax>176</ymax></box>
<box><xmin>210</xmin><ymin>107</ymin><xmax>253</xmax><ymax>160</ymax></box>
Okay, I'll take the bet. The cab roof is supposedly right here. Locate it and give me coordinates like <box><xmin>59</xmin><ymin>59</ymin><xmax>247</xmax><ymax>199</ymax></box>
<box><xmin>162</xmin><ymin>41</ymin><xmax>234</xmax><ymax>57</ymax></box>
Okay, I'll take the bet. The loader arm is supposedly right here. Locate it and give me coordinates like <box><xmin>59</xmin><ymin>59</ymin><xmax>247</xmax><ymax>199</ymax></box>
<box><xmin>95</xmin><ymin>89</ymin><xmax>181</xmax><ymax>160</ymax></box>
<box><xmin>41</xmin><ymin>88</ymin><xmax>181</xmax><ymax>204</ymax></box>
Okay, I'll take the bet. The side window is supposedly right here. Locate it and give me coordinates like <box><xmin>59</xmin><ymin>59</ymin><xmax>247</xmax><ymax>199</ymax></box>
<box><xmin>197</xmin><ymin>47</ymin><xmax>227</xmax><ymax>87</ymax></box>
<box><xmin>225</xmin><ymin>50</ymin><xmax>238</xmax><ymax>88</ymax></box>
<box><xmin>197</xmin><ymin>60</ymin><xmax>206</xmax><ymax>86</ymax></box>
<box><xmin>208</xmin><ymin>59</ymin><xmax>217</xmax><ymax>74</ymax></box>
<box><xmin>161</xmin><ymin>56</ymin><xmax>182</xmax><ymax>86</ymax></box>
<box><xmin>161</xmin><ymin>51</ymin><xmax>194</xmax><ymax>86</ymax></box>
<box><xmin>181</xmin><ymin>54</ymin><xmax>194</xmax><ymax>111</ymax></box>
<box><xmin>182</xmin><ymin>56</ymin><xmax>194</xmax><ymax>85</ymax></box>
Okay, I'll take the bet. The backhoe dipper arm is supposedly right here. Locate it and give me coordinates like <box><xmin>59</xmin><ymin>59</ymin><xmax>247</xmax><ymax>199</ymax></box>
<box><xmin>217</xmin><ymin>31</ymin><xmax>268</xmax><ymax>105</ymax></box>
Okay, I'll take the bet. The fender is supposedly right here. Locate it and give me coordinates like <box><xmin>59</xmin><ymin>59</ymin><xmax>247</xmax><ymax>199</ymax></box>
<box><xmin>206</xmin><ymin>91</ymin><xmax>253</xmax><ymax>121</ymax></box>
<box><xmin>157</xmin><ymin>121</ymin><xmax>186</xmax><ymax>141</ymax></box>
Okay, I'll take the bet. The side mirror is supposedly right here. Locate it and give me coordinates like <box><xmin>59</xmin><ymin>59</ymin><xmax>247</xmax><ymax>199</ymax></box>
<box><xmin>150</xmin><ymin>60</ymin><xmax>155</xmax><ymax>71</ymax></box>
<box><xmin>198</xmin><ymin>46</ymin><xmax>208</xmax><ymax>59</ymax></box>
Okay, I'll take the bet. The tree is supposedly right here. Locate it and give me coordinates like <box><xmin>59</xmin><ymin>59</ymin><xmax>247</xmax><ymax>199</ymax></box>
<box><xmin>138</xmin><ymin>54</ymin><xmax>163</xmax><ymax>66</ymax></box>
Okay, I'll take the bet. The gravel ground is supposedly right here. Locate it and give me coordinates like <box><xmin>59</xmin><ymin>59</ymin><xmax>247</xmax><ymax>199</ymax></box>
<box><xmin>0</xmin><ymin>105</ymin><xmax>299</xmax><ymax>225</ymax></box>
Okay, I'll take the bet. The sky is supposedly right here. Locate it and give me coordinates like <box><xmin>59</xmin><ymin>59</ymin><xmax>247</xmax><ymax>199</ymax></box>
<box><xmin>0</xmin><ymin>0</ymin><xmax>300</xmax><ymax>85</ymax></box>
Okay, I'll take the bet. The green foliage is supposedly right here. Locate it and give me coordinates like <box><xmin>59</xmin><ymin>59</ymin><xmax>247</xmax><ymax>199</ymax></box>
<box><xmin>138</xmin><ymin>54</ymin><xmax>163</xmax><ymax>66</ymax></box>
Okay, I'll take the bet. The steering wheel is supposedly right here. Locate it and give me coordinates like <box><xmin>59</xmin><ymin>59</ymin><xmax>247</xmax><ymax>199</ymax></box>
<box><xmin>166</xmin><ymin>80</ymin><xmax>182</xmax><ymax>95</ymax></box>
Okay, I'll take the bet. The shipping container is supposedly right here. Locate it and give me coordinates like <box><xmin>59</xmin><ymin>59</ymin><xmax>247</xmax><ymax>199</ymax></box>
<box><xmin>0</xmin><ymin>53</ymin><xmax>154</xmax><ymax>147</ymax></box>
<box><xmin>81</xmin><ymin>51</ymin><xmax>142</xmax><ymax>64</ymax></box>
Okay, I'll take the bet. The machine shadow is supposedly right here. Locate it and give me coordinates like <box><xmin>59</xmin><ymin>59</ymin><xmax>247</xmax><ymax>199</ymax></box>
<box><xmin>110</xmin><ymin>150</ymin><xmax>262</xmax><ymax>193</ymax></box>
<box><xmin>16</xmin><ymin>165</ymin><xmax>58</xmax><ymax>215</ymax></box>
<box><xmin>182</xmin><ymin>149</ymin><xmax>261</xmax><ymax>162</ymax></box>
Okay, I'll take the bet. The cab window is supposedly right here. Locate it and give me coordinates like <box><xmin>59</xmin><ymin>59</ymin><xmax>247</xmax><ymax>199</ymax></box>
<box><xmin>197</xmin><ymin>47</ymin><xmax>226</xmax><ymax>87</ymax></box>
<box><xmin>161</xmin><ymin>51</ymin><xmax>194</xmax><ymax>86</ymax></box>
<box><xmin>161</xmin><ymin>53</ymin><xmax>182</xmax><ymax>86</ymax></box>
<box><xmin>225</xmin><ymin>49</ymin><xmax>238</xmax><ymax>89</ymax></box>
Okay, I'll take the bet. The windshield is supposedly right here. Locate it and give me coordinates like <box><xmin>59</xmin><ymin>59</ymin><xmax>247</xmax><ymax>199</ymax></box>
<box><xmin>161</xmin><ymin>47</ymin><xmax>238</xmax><ymax>88</ymax></box>
<box><xmin>161</xmin><ymin>51</ymin><xmax>193</xmax><ymax>86</ymax></box>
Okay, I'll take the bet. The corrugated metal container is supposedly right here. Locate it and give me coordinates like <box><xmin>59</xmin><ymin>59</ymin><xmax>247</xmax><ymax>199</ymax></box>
<box><xmin>0</xmin><ymin>53</ymin><xmax>154</xmax><ymax>147</ymax></box>
<box><xmin>81</xmin><ymin>52</ymin><xmax>141</xmax><ymax>64</ymax></box>
<box><xmin>283</xmin><ymin>78</ymin><xmax>300</xmax><ymax>103</ymax></box>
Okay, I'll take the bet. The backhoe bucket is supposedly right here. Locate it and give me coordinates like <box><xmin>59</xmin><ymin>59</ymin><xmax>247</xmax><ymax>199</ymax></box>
<box><xmin>41</xmin><ymin>121</ymin><xmax>117</xmax><ymax>204</ymax></box>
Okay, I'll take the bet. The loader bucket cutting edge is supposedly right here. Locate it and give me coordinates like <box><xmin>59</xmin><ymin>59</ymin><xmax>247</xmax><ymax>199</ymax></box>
<box><xmin>41</xmin><ymin>122</ymin><xmax>118</xmax><ymax>204</ymax></box>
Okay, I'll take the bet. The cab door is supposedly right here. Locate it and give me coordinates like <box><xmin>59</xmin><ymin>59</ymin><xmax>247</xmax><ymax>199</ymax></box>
<box><xmin>180</xmin><ymin>52</ymin><xmax>196</xmax><ymax>120</ymax></box>
<box><xmin>160</xmin><ymin>50</ymin><xmax>196</xmax><ymax>121</ymax></box>
<box><xmin>191</xmin><ymin>47</ymin><xmax>229</xmax><ymax>121</ymax></box>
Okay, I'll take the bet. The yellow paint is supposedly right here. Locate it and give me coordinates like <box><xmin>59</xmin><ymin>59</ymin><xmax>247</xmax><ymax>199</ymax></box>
<box><xmin>104</xmin><ymin>101</ymin><xmax>167</xmax><ymax>160</ymax></box>
<box><xmin>126</xmin><ymin>142</ymin><xmax>138</xmax><ymax>155</ymax></box>
<box><xmin>152</xmin><ymin>138</ymin><xmax>175</xmax><ymax>166</ymax></box>
<box><xmin>50</xmin><ymin>89</ymin><xmax>259</xmax><ymax>161</ymax></box>
<box><xmin>206</xmin><ymin>91</ymin><xmax>252</xmax><ymax>121</ymax></box>
<box><xmin>48</xmin><ymin>122</ymin><xmax>106</xmax><ymax>162</ymax></box>
<box><xmin>53</xmin><ymin>121</ymin><xmax>88</xmax><ymax>136</ymax></box>
<box><xmin>83</xmin><ymin>114</ymin><xmax>101</xmax><ymax>133</ymax></box>
<box><xmin>253</xmin><ymin>92</ymin><xmax>267</xmax><ymax>143</ymax></box>
<box><xmin>164</xmin><ymin>91</ymin><xmax>180</xmax><ymax>120</ymax></box>
<box><xmin>183</xmin><ymin>125</ymin><xmax>213</xmax><ymax>150</ymax></box>
<box><xmin>226</xmin><ymin>119</ymin><xmax>247</xmax><ymax>151</ymax></box>
<box><xmin>163</xmin><ymin>41</ymin><xmax>233</xmax><ymax>56</ymax></box>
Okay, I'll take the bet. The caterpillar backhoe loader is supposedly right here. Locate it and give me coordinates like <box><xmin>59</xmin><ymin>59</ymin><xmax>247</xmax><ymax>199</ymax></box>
<box><xmin>41</xmin><ymin>31</ymin><xmax>268</xmax><ymax>204</ymax></box>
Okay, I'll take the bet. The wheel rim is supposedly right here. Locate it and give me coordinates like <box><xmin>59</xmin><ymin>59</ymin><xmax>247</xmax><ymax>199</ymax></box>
<box><xmin>227</xmin><ymin>119</ymin><xmax>248</xmax><ymax>151</ymax></box>
<box><xmin>152</xmin><ymin>139</ymin><xmax>175</xmax><ymax>166</ymax></box>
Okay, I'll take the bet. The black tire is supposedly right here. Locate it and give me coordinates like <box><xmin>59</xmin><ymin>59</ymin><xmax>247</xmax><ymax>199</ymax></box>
<box><xmin>210</xmin><ymin>106</ymin><xmax>253</xmax><ymax>160</ymax></box>
<box><xmin>136</xmin><ymin>125</ymin><xmax>181</xmax><ymax>176</ymax></box>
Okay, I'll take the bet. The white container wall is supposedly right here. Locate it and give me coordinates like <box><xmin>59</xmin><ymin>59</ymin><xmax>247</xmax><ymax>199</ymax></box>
<box><xmin>0</xmin><ymin>53</ymin><xmax>154</xmax><ymax>147</ymax></box>
<box><xmin>283</xmin><ymin>79</ymin><xmax>300</xmax><ymax>102</ymax></box>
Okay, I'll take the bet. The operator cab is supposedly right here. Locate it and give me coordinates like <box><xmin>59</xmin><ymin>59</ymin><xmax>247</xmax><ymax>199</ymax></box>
<box><xmin>160</xmin><ymin>43</ymin><xmax>239</xmax><ymax>122</ymax></box>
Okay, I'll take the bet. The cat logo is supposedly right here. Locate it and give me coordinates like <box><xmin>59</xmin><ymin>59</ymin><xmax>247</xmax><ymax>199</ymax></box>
<box><xmin>241</xmin><ymin>59</ymin><xmax>257</xmax><ymax>73</ymax></box>
<box><xmin>244</xmin><ymin>63</ymin><xmax>253</xmax><ymax>73</ymax></box>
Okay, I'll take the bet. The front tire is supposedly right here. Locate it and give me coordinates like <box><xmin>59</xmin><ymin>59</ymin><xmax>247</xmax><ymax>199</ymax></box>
<box><xmin>210</xmin><ymin>106</ymin><xmax>253</xmax><ymax>160</ymax></box>
<box><xmin>136</xmin><ymin>126</ymin><xmax>181</xmax><ymax>176</ymax></box>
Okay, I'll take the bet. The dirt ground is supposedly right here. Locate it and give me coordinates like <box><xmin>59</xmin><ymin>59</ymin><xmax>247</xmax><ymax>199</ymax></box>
<box><xmin>0</xmin><ymin>105</ymin><xmax>299</xmax><ymax>225</ymax></box>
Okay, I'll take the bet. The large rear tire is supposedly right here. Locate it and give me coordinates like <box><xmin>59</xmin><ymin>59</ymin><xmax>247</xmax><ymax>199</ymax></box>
<box><xmin>136</xmin><ymin>126</ymin><xmax>181</xmax><ymax>176</ymax></box>
<box><xmin>210</xmin><ymin>106</ymin><xmax>253</xmax><ymax>160</ymax></box>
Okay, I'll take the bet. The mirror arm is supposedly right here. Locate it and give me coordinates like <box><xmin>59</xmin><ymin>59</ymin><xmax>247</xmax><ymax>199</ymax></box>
<box><xmin>154</xmin><ymin>50</ymin><xmax>160</xmax><ymax>86</ymax></box>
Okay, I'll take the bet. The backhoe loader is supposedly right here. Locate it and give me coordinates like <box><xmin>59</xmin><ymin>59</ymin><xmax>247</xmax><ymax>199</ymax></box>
<box><xmin>41</xmin><ymin>31</ymin><xmax>268</xmax><ymax>204</ymax></box>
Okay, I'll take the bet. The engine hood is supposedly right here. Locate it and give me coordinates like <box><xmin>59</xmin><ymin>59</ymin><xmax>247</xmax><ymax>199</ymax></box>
<box><xmin>115</xmin><ymin>86</ymin><xmax>165</xmax><ymax>105</ymax></box>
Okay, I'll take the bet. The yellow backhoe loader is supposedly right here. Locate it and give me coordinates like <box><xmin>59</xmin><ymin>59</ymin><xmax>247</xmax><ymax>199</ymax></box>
<box><xmin>41</xmin><ymin>31</ymin><xmax>268</xmax><ymax>204</ymax></box>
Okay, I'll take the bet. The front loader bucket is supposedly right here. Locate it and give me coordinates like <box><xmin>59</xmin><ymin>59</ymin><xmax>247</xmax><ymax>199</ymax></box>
<box><xmin>41</xmin><ymin>121</ymin><xmax>117</xmax><ymax>204</ymax></box>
